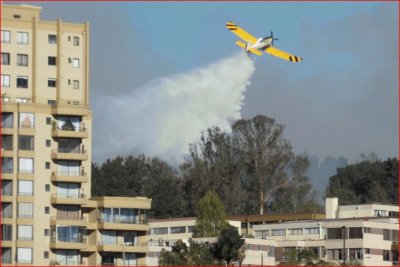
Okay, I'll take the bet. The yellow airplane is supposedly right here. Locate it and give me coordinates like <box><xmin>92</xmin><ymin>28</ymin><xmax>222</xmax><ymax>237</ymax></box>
<box><xmin>226</xmin><ymin>21</ymin><xmax>303</xmax><ymax>63</ymax></box>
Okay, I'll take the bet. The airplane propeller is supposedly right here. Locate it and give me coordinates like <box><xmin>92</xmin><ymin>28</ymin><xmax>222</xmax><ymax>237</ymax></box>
<box><xmin>270</xmin><ymin>31</ymin><xmax>279</xmax><ymax>46</ymax></box>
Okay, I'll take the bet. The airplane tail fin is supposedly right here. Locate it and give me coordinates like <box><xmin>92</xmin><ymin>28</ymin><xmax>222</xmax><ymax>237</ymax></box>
<box><xmin>235</xmin><ymin>41</ymin><xmax>262</xmax><ymax>56</ymax></box>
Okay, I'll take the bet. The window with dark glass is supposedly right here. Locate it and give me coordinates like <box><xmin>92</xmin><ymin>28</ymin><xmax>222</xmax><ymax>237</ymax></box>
<box><xmin>18</xmin><ymin>135</ymin><xmax>34</xmax><ymax>151</ymax></box>
<box><xmin>48</xmin><ymin>78</ymin><xmax>56</xmax><ymax>87</ymax></box>
<box><xmin>2</xmin><ymin>157</ymin><xmax>13</xmax><ymax>174</ymax></box>
<box><xmin>48</xmin><ymin>34</ymin><xmax>56</xmax><ymax>44</ymax></box>
<box><xmin>1</xmin><ymin>180</ymin><xmax>12</xmax><ymax>196</ymax></box>
<box><xmin>17</xmin><ymin>54</ymin><xmax>28</xmax><ymax>66</ymax></box>
<box><xmin>2</xmin><ymin>135</ymin><xmax>13</xmax><ymax>150</ymax></box>
<box><xmin>16</xmin><ymin>76</ymin><xmax>28</xmax><ymax>88</ymax></box>
<box><xmin>48</xmin><ymin>56</ymin><xmax>56</xmax><ymax>65</ymax></box>
<box><xmin>348</xmin><ymin>227</ymin><xmax>363</xmax><ymax>239</ymax></box>
<box><xmin>1</xmin><ymin>224</ymin><xmax>12</xmax><ymax>240</ymax></box>
<box><xmin>1</xmin><ymin>52</ymin><xmax>10</xmax><ymax>65</ymax></box>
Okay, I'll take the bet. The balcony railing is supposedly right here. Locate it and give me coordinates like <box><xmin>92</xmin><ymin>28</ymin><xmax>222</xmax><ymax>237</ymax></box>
<box><xmin>53</xmin><ymin>169</ymin><xmax>86</xmax><ymax>177</ymax></box>
<box><xmin>99</xmin><ymin>217</ymin><xmax>147</xmax><ymax>224</ymax></box>
<box><xmin>18</xmin><ymin>169</ymin><xmax>34</xmax><ymax>174</ymax></box>
<box><xmin>52</xmin><ymin>214</ymin><xmax>83</xmax><ymax>221</ymax></box>
<box><xmin>53</xmin><ymin>193</ymin><xmax>86</xmax><ymax>199</ymax></box>
<box><xmin>55</xmin><ymin>147</ymin><xmax>86</xmax><ymax>154</ymax></box>
<box><xmin>51</xmin><ymin>236</ymin><xmax>87</xmax><ymax>243</ymax></box>
<box><xmin>18</xmin><ymin>214</ymin><xmax>33</xmax><ymax>219</ymax></box>
<box><xmin>98</xmin><ymin>241</ymin><xmax>147</xmax><ymax>247</ymax></box>
<box><xmin>53</xmin><ymin>125</ymin><xmax>87</xmax><ymax>132</ymax></box>
<box><xmin>2</xmin><ymin>168</ymin><xmax>13</xmax><ymax>174</ymax></box>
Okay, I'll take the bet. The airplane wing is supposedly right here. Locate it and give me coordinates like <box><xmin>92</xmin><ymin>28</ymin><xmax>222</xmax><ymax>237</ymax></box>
<box><xmin>226</xmin><ymin>21</ymin><xmax>257</xmax><ymax>44</ymax></box>
<box><xmin>264</xmin><ymin>46</ymin><xmax>303</xmax><ymax>63</ymax></box>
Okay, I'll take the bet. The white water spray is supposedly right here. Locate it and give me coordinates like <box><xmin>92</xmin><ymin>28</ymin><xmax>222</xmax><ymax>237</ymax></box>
<box><xmin>94</xmin><ymin>53</ymin><xmax>255</xmax><ymax>163</ymax></box>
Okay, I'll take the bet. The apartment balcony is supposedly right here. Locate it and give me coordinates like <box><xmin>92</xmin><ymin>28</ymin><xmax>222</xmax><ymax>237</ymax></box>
<box><xmin>50</xmin><ymin>236</ymin><xmax>87</xmax><ymax>250</ymax></box>
<box><xmin>97</xmin><ymin>218</ymin><xmax>149</xmax><ymax>232</ymax></box>
<box><xmin>51</xmin><ymin>170</ymin><xmax>88</xmax><ymax>183</ymax></box>
<box><xmin>51</xmin><ymin>126</ymin><xmax>89</xmax><ymax>139</ymax></box>
<box><xmin>51</xmin><ymin>193</ymin><xmax>88</xmax><ymax>205</ymax></box>
<box><xmin>51</xmin><ymin>148</ymin><xmax>88</xmax><ymax>161</ymax></box>
<box><xmin>50</xmin><ymin>216</ymin><xmax>88</xmax><ymax>227</ymax></box>
<box><xmin>97</xmin><ymin>241</ymin><xmax>148</xmax><ymax>254</ymax></box>
<box><xmin>51</xmin><ymin>104</ymin><xmax>90</xmax><ymax>116</ymax></box>
<box><xmin>49</xmin><ymin>260</ymin><xmax>86</xmax><ymax>266</ymax></box>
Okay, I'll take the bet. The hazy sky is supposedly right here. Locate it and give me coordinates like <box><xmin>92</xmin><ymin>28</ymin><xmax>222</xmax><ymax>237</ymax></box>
<box><xmin>10</xmin><ymin>1</ymin><xmax>398</xmax><ymax>163</ymax></box>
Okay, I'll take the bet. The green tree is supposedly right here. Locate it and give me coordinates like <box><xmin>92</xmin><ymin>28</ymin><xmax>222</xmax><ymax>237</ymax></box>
<box><xmin>193</xmin><ymin>191</ymin><xmax>229</xmax><ymax>237</ymax></box>
<box><xmin>159</xmin><ymin>239</ymin><xmax>221</xmax><ymax>266</ymax></box>
<box><xmin>326</xmin><ymin>158</ymin><xmax>398</xmax><ymax>204</ymax></box>
<box><xmin>232</xmin><ymin>115</ymin><xmax>317</xmax><ymax>214</ymax></box>
<box><xmin>213</xmin><ymin>225</ymin><xmax>246</xmax><ymax>265</ymax></box>
<box><xmin>181</xmin><ymin>127</ymin><xmax>247</xmax><ymax>216</ymax></box>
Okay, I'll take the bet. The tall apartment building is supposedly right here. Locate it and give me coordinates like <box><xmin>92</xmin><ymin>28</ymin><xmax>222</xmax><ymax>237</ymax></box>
<box><xmin>1</xmin><ymin>4</ymin><xmax>151</xmax><ymax>266</ymax></box>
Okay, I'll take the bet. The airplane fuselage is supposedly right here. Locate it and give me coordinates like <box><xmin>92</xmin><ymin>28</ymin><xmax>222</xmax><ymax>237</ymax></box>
<box><xmin>249</xmin><ymin>37</ymin><xmax>272</xmax><ymax>50</ymax></box>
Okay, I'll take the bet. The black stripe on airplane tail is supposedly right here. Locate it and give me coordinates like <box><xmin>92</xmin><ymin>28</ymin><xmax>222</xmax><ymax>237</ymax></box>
<box><xmin>289</xmin><ymin>56</ymin><xmax>293</xmax><ymax>62</ymax></box>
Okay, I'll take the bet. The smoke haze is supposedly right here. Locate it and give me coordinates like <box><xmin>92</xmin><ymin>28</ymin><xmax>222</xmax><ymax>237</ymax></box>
<box><xmin>94</xmin><ymin>53</ymin><xmax>255</xmax><ymax>163</ymax></box>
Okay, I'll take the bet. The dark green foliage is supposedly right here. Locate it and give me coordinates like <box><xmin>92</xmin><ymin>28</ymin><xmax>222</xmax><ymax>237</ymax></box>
<box><xmin>213</xmin><ymin>225</ymin><xmax>246</xmax><ymax>265</ymax></box>
<box><xmin>158</xmin><ymin>239</ymin><xmax>221</xmax><ymax>266</ymax></box>
<box><xmin>91</xmin><ymin>155</ymin><xmax>185</xmax><ymax>218</ymax></box>
<box><xmin>325</xmin><ymin>158</ymin><xmax>398</xmax><ymax>204</ymax></box>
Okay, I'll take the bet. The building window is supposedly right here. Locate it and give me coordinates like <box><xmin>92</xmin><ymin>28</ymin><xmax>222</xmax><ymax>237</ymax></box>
<box><xmin>327</xmin><ymin>228</ymin><xmax>344</xmax><ymax>239</ymax></box>
<box><xmin>349</xmin><ymin>248</ymin><xmax>362</xmax><ymax>260</ymax></box>
<box><xmin>2</xmin><ymin>247</ymin><xmax>12</xmax><ymax>264</ymax></box>
<box><xmin>288</xmin><ymin>228</ymin><xmax>303</xmax><ymax>235</ymax></box>
<box><xmin>46</xmin><ymin>140</ymin><xmax>51</xmax><ymax>147</ymax></box>
<box><xmin>73</xmin><ymin>80</ymin><xmax>79</xmax><ymax>90</ymax></box>
<box><xmin>187</xmin><ymin>226</ymin><xmax>195</xmax><ymax>233</ymax></box>
<box><xmin>16</xmin><ymin>32</ymin><xmax>29</xmax><ymax>44</ymax></box>
<box><xmin>2</xmin><ymin>135</ymin><xmax>13</xmax><ymax>151</ymax></box>
<box><xmin>18</xmin><ymin>180</ymin><xmax>33</xmax><ymax>196</ymax></box>
<box><xmin>16</xmin><ymin>76</ymin><xmax>28</xmax><ymax>88</ymax></box>
<box><xmin>1</xmin><ymin>74</ymin><xmax>10</xmax><ymax>87</ymax></box>
<box><xmin>383</xmin><ymin>250</ymin><xmax>390</xmax><ymax>261</ymax></box>
<box><xmin>45</xmin><ymin>184</ymin><xmax>50</xmax><ymax>192</ymax></box>
<box><xmin>48</xmin><ymin>56</ymin><xmax>56</xmax><ymax>66</ymax></box>
<box><xmin>348</xmin><ymin>227</ymin><xmax>363</xmax><ymax>239</ymax></box>
<box><xmin>44</xmin><ymin>229</ymin><xmax>50</xmax><ymax>236</ymax></box>
<box><xmin>44</xmin><ymin>251</ymin><xmax>49</xmax><ymax>259</ymax></box>
<box><xmin>18</xmin><ymin>157</ymin><xmax>34</xmax><ymax>174</ymax></box>
<box><xmin>17</xmin><ymin>247</ymin><xmax>32</xmax><ymax>264</ymax></box>
<box><xmin>19</xmin><ymin>113</ymin><xmax>35</xmax><ymax>128</ymax></box>
<box><xmin>383</xmin><ymin>229</ymin><xmax>390</xmax><ymax>240</ymax></box>
<box><xmin>45</xmin><ymin>206</ymin><xmax>50</xmax><ymax>214</ymax></box>
<box><xmin>73</xmin><ymin>36</ymin><xmax>79</xmax><ymax>46</ymax></box>
<box><xmin>170</xmin><ymin>226</ymin><xmax>186</xmax><ymax>234</ymax></box>
<box><xmin>48</xmin><ymin>34</ymin><xmax>56</xmax><ymax>44</ymax></box>
<box><xmin>17</xmin><ymin>54</ymin><xmax>28</xmax><ymax>66</ymax></box>
<box><xmin>374</xmin><ymin>210</ymin><xmax>387</xmax><ymax>217</ymax></box>
<box><xmin>17</xmin><ymin>225</ymin><xmax>33</xmax><ymax>240</ymax></box>
<box><xmin>72</xmin><ymin>58</ymin><xmax>79</xmax><ymax>68</ymax></box>
<box><xmin>2</xmin><ymin>157</ymin><xmax>13</xmax><ymax>174</ymax></box>
<box><xmin>46</xmin><ymin>117</ymin><xmax>52</xmax><ymax>125</ymax></box>
<box><xmin>19</xmin><ymin>135</ymin><xmax>34</xmax><ymax>151</ymax></box>
<box><xmin>271</xmin><ymin>229</ymin><xmax>285</xmax><ymax>236</ymax></box>
<box><xmin>1</xmin><ymin>30</ymin><xmax>11</xmax><ymax>43</ymax></box>
<box><xmin>152</xmin><ymin>227</ymin><xmax>168</xmax><ymax>235</ymax></box>
<box><xmin>48</xmin><ymin>78</ymin><xmax>56</xmax><ymax>87</ymax></box>
<box><xmin>1</xmin><ymin>202</ymin><xmax>12</xmax><ymax>218</ymax></box>
<box><xmin>305</xmin><ymin>227</ymin><xmax>320</xmax><ymax>234</ymax></box>
<box><xmin>16</xmin><ymin>98</ymin><xmax>29</xmax><ymax>103</ymax></box>
<box><xmin>48</xmin><ymin>100</ymin><xmax>56</xmax><ymax>105</ymax></box>
<box><xmin>45</xmin><ymin>162</ymin><xmax>50</xmax><ymax>169</ymax></box>
<box><xmin>18</xmin><ymin>202</ymin><xmax>33</xmax><ymax>218</ymax></box>
<box><xmin>1</xmin><ymin>180</ymin><xmax>12</xmax><ymax>196</ymax></box>
<box><xmin>55</xmin><ymin>249</ymin><xmax>81</xmax><ymax>265</ymax></box>
<box><xmin>1</xmin><ymin>224</ymin><xmax>12</xmax><ymax>241</ymax></box>
<box><xmin>1</xmin><ymin>52</ymin><xmax>10</xmax><ymax>65</ymax></box>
